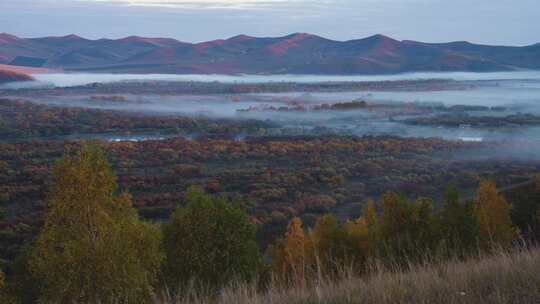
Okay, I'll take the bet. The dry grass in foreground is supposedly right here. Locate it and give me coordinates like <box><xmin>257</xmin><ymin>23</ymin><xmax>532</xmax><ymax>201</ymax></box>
<box><xmin>164</xmin><ymin>248</ymin><xmax>540</xmax><ymax>304</ymax></box>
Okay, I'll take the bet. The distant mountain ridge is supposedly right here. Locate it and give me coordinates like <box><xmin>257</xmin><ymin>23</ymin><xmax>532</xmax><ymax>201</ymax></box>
<box><xmin>0</xmin><ymin>32</ymin><xmax>539</xmax><ymax>74</ymax></box>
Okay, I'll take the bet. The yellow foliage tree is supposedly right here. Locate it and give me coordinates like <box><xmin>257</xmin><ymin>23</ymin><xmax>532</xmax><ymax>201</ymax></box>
<box><xmin>341</xmin><ymin>200</ymin><xmax>378</xmax><ymax>271</ymax></box>
<box><xmin>30</xmin><ymin>145</ymin><xmax>162</xmax><ymax>303</ymax></box>
<box><xmin>362</xmin><ymin>199</ymin><xmax>378</xmax><ymax>249</ymax></box>
<box><xmin>310</xmin><ymin>215</ymin><xmax>338</xmax><ymax>253</ymax></box>
<box><xmin>362</xmin><ymin>199</ymin><xmax>378</xmax><ymax>232</ymax></box>
<box><xmin>271</xmin><ymin>217</ymin><xmax>308</xmax><ymax>283</ymax></box>
<box><xmin>343</xmin><ymin>216</ymin><xmax>371</xmax><ymax>271</ymax></box>
<box><xmin>474</xmin><ymin>181</ymin><xmax>518</xmax><ymax>248</ymax></box>
<box><xmin>344</xmin><ymin>217</ymin><xmax>369</xmax><ymax>248</ymax></box>
<box><xmin>285</xmin><ymin>217</ymin><xmax>307</xmax><ymax>278</ymax></box>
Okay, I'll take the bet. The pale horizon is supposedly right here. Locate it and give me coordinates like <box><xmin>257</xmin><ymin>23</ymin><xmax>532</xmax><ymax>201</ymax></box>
<box><xmin>3</xmin><ymin>31</ymin><xmax>539</xmax><ymax>48</ymax></box>
<box><xmin>1</xmin><ymin>0</ymin><xmax>539</xmax><ymax>46</ymax></box>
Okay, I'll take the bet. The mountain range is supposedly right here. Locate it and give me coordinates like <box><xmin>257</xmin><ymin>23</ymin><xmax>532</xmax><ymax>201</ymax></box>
<box><xmin>1</xmin><ymin>32</ymin><xmax>539</xmax><ymax>75</ymax></box>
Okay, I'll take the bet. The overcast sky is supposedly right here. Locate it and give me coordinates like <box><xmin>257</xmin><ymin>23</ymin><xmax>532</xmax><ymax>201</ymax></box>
<box><xmin>1</xmin><ymin>0</ymin><xmax>539</xmax><ymax>45</ymax></box>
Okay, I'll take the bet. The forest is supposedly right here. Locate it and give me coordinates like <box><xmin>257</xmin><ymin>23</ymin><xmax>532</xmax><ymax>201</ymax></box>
<box><xmin>0</xmin><ymin>79</ymin><xmax>459</xmax><ymax>96</ymax></box>
<box><xmin>0</xmin><ymin>144</ymin><xmax>538</xmax><ymax>303</ymax></box>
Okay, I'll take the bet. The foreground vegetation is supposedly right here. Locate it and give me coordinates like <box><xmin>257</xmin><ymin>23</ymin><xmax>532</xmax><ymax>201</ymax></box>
<box><xmin>1</xmin><ymin>144</ymin><xmax>539</xmax><ymax>303</ymax></box>
<box><xmin>171</xmin><ymin>248</ymin><xmax>540</xmax><ymax>304</ymax></box>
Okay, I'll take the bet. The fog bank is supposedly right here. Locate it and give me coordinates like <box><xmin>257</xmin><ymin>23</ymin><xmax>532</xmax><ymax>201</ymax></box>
<box><xmin>20</xmin><ymin>71</ymin><xmax>540</xmax><ymax>88</ymax></box>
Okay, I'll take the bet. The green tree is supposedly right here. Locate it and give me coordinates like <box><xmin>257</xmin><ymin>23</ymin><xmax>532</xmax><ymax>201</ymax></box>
<box><xmin>361</xmin><ymin>199</ymin><xmax>379</xmax><ymax>254</ymax></box>
<box><xmin>310</xmin><ymin>214</ymin><xmax>347</xmax><ymax>273</ymax></box>
<box><xmin>536</xmin><ymin>174</ymin><xmax>540</xmax><ymax>238</ymax></box>
<box><xmin>0</xmin><ymin>269</ymin><xmax>15</xmax><ymax>304</ymax></box>
<box><xmin>8</xmin><ymin>244</ymin><xmax>41</xmax><ymax>304</ymax></box>
<box><xmin>412</xmin><ymin>197</ymin><xmax>437</xmax><ymax>249</ymax></box>
<box><xmin>162</xmin><ymin>187</ymin><xmax>260</xmax><ymax>294</ymax></box>
<box><xmin>362</xmin><ymin>199</ymin><xmax>378</xmax><ymax>233</ymax></box>
<box><xmin>537</xmin><ymin>208</ymin><xmax>540</xmax><ymax>231</ymax></box>
<box><xmin>474</xmin><ymin>181</ymin><xmax>518</xmax><ymax>248</ymax></box>
<box><xmin>378</xmin><ymin>192</ymin><xmax>436</xmax><ymax>261</ymax></box>
<box><xmin>29</xmin><ymin>144</ymin><xmax>162</xmax><ymax>303</ymax></box>
<box><xmin>0</xmin><ymin>270</ymin><xmax>7</xmax><ymax>302</ymax></box>
<box><xmin>343</xmin><ymin>214</ymin><xmax>372</xmax><ymax>272</ymax></box>
<box><xmin>510</xmin><ymin>174</ymin><xmax>540</xmax><ymax>239</ymax></box>
<box><xmin>439</xmin><ymin>186</ymin><xmax>479</xmax><ymax>255</ymax></box>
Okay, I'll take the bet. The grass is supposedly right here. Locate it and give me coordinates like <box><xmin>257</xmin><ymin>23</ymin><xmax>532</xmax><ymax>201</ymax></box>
<box><xmin>161</xmin><ymin>247</ymin><xmax>540</xmax><ymax>304</ymax></box>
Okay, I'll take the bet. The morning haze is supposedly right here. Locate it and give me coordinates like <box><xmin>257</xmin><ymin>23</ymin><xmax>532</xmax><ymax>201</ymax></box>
<box><xmin>1</xmin><ymin>0</ymin><xmax>539</xmax><ymax>45</ymax></box>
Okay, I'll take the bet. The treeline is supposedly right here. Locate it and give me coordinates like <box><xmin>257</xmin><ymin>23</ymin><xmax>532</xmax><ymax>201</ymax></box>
<box><xmin>404</xmin><ymin>113</ymin><xmax>540</xmax><ymax>127</ymax></box>
<box><xmin>0</xmin><ymin>145</ymin><xmax>262</xmax><ymax>303</ymax></box>
<box><xmin>0</xmin><ymin>79</ymin><xmax>453</xmax><ymax>96</ymax></box>
<box><xmin>0</xmin><ymin>99</ymin><xmax>271</xmax><ymax>141</ymax></box>
<box><xmin>270</xmin><ymin>183</ymin><xmax>521</xmax><ymax>285</ymax></box>
<box><xmin>1</xmin><ymin>145</ymin><xmax>539</xmax><ymax>303</ymax></box>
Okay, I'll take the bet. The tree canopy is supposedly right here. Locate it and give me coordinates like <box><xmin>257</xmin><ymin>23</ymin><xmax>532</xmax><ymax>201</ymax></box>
<box><xmin>474</xmin><ymin>181</ymin><xmax>518</xmax><ymax>248</ymax></box>
<box><xmin>162</xmin><ymin>186</ymin><xmax>260</xmax><ymax>293</ymax></box>
<box><xmin>29</xmin><ymin>144</ymin><xmax>162</xmax><ymax>303</ymax></box>
<box><xmin>439</xmin><ymin>186</ymin><xmax>478</xmax><ymax>255</ymax></box>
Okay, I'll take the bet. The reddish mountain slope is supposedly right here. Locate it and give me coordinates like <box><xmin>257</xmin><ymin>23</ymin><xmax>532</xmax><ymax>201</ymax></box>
<box><xmin>0</xmin><ymin>69</ymin><xmax>34</xmax><ymax>84</ymax></box>
<box><xmin>0</xmin><ymin>33</ymin><xmax>538</xmax><ymax>74</ymax></box>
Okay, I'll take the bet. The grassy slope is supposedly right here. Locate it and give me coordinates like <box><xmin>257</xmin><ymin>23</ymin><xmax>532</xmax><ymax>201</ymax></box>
<box><xmin>167</xmin><ymin>248</ymin><xmax>540</xmax><ymax>304</ymax></box>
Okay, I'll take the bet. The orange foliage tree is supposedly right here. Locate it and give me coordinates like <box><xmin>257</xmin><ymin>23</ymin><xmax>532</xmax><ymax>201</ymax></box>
<box><xmin>270</xmin><ymin>217</ymin><xmax>309</xmax><ymax>283</ymax></box>
<box><xmin>474</xmin><ymin>181</ymin><xmax>518</xmax><ymax>248</ymax></box>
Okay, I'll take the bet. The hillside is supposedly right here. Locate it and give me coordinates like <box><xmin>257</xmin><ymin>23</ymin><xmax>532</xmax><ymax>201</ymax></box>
<box><xmin>0</xmin><ymin>68</ymin><xmax>33</xmax><ymax>84</ymax></box>
<box><xmin>0</xmin><ymin>32</ymin><xmax>539</xmax><ymax>74</ymax></box>
<box><xmin>0</xmin><ymin>63</ymin><xmax>50</xmax><ymax>74</ymax></box>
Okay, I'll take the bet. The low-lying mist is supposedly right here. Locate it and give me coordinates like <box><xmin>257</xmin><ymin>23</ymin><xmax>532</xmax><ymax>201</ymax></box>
<box><xmin>3</xmin><ymin>71</ymin><xmax>539</xmax><ymax>159</ymax></box>
<box><xmin>1</xmin><ymin>71</ymin><xmax>540</xmax><ymax>89</ymax></box>
<box><xmin>23</xmin><ymin>92</ymin><xmax>539</xmax><ymax>143</ymax></box>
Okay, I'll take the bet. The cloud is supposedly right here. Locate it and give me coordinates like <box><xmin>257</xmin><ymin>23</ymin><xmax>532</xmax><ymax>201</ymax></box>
<box><xmin>85</xmin><ymin>0</ymin><xmax>312</xmax><ymax>9</ymax></box>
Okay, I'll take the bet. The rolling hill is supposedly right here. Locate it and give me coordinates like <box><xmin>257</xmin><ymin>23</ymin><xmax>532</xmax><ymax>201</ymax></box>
<box><xmin>0</xmin><ymin>67</ymin><xmax>34</xmax><ymax>84</ymax></box>
<box><xmin>0</xmin><ymin>32</ymin><xmax>539</xmax><ymax>74</ymax></box>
